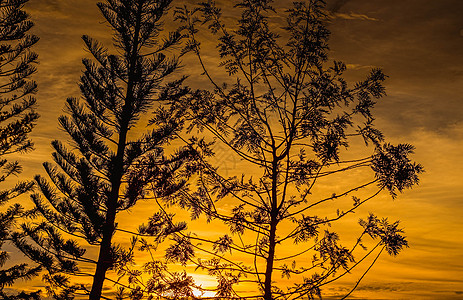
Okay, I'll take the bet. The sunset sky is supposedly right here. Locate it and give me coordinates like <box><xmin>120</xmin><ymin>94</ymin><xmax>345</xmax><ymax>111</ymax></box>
<box><xmin>4</xmin><ymin>0</ymin><xmax>463</xmax><ymax>299</ymax></box>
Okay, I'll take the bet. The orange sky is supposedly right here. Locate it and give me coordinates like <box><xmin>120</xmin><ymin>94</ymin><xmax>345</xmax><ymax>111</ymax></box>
<box><xmin>4</xmin><ymin>0</ymin><xmax>463</xmax><ymax>299</ymax></box>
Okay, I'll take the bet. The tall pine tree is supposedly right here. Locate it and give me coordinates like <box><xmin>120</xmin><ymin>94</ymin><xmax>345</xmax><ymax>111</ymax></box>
<box><xmin>14</xmin><ymin>0</ymin><xmax>193</xmax><ymax>298</ymax></box>
<box><xmin>0</xmin><ymin>0</ymin><xmax>40</xmax><ymax>299</ymax></box>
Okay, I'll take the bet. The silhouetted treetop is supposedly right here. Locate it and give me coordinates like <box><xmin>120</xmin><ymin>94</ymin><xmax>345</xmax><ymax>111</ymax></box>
<box><xmin>14</xmin><ymin>0</ymin><xmax>197</xmax><ymax>299</ymax></box>
<box><xmin>0</xmin><ymin>0</ymin><xmax>40</xmax><ymax>298</ymax></box>
<box><xmin>154</xmin><ymin>0</ymin><xmax>425</xmax><ymax>298</ymax></box>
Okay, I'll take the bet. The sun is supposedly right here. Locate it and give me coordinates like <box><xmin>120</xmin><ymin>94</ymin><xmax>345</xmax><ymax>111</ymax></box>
<box><xmin>192</xmin><ymin>289</ymin><xmax>217</xmax><ymax>298</ymax></box>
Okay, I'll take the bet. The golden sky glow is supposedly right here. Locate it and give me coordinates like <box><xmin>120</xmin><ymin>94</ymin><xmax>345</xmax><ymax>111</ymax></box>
<box><xmin>4</xmin><ymin>0</ymin><xmax>463</xmax><ymax>299</ymax></box>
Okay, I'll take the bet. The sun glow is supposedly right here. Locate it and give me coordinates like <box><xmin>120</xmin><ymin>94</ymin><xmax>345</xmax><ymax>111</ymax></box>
<box><xmin>192</xmin><ymin>289</ymin><xmax>217</xmax><ymax>298</ymax></box>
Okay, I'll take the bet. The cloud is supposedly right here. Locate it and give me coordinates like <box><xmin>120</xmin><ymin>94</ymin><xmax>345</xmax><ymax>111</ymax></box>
<box><xmin>356</xmin><ymin>284</ymin><xmax>401</xmax><ymax>292</ymax></box>
<box><xmin>321</xmin><ymin>282</ymin><xmax>409</xmax><ymax>300</ymax></box>
<box><xmin>346</xmin><ymin>63</ymin><xmax>373</xmax><ymax>70</ymax></box>
<box><xmin>327</xmin><ymin>0</ymin><xmax>378</xmax><ymax>21</ymax></box>
<box><xmin>333</xmin><ymin>12</ymin><xmax>379</xmax><ymax>21</ymax></box>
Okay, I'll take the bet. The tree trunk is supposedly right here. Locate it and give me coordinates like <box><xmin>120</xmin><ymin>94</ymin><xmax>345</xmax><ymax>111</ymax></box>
<box><xmin>88</xmin><ymin>3</ymin><xmax>142</xmax><ymax>298</ymax></box>
<box><xmin>89</xmin><ymin>124</ymin><xmax>128</xmax><ymax>300</ymax></box>
<box><xmin>89</xmin><ymin>224</ymin><xmax>114</xmax><ymax>299</ymax></box>
<box><xmin>264</xmin><ymin>159</ymin><xmax>279</xmax><ymax>300</ymax></box>
<box><xmin>264</xmin><ymin>219</ymin><xmax>277</xmax><ymax>300</ymax></box>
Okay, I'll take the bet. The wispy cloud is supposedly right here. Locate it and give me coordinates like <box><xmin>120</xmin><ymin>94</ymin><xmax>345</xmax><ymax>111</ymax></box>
<box><xmin>345</xmin><ymin>63</ymin><xmax>374</xmax><ymax>70</ymax></box>
<box><xmin>326</xmin><ymin>0</ymin><xmax>379</xmax><ymax>21</ymax></box>
<box><xmin>333</xmin><ymin>12</ymin><xmax>379</xmax><ymax>21</ymax></box>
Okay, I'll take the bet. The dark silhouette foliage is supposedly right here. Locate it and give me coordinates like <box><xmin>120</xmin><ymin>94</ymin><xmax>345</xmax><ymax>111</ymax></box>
<box><xmin>157</xmin><ymin>0</ymin><xmax>425</xmax><ymax>298</ymax></box>
<box><xmin>0</xmin><ymin>0</ymin><xmax>40</xmax><ymax>298</ymax></box>
<box><xmin>13</xmin><ymin>0</ymin><xmax>196</xmax><ymax>299</ymax></box>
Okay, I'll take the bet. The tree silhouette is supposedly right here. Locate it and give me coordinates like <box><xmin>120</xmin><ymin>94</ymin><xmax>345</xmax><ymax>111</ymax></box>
<box><xmin>13</xmin><ymin>0</ymin><xmax>195</xmax><ymax>299</ymax></box>
<box><xmin>0</xmin><ymin>0</ymin><xmax>40</xmax><ymax>298</ymax></box>
<box><xmin>164</xmin><ymin>0</ymin><xmax>424</xmax><ymax>298</ymax></box>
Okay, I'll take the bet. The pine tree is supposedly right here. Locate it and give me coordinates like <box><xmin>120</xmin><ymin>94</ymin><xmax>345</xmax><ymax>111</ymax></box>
<box><xmin>0</xmin><ymin>0</ymin><xmax>40</xmax><ymax>299</ymax></box>
<box><xmin>165</xmin><ymin>0</ymin><xmax>424</xmax><ymax>298</ymax></box>
<box><xmin>13</xmin><ymin>0</ymin><xmax>194</xmax><ymax>299</ymax></box>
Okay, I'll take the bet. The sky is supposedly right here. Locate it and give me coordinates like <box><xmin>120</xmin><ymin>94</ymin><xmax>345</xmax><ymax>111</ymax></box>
<box><xmin>4</xmin><ymin>0</ymin><xmax>463</xmax><ymax>299</ymax></box>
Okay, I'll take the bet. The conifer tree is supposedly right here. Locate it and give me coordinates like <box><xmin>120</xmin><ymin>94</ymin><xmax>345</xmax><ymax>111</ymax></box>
<box><xmin>0</xmin><ymin>0</ymin><xmax>40</xmax><ymax>298</ymax></box>
<box><xmin>13</xmin><ymin>0</ymin><xmax>194</xmax><ymax>299</ymax></box>
<box><xmin>165</xmin><ymin>0</ymin><xmax>424</xmax><ymax>299</ymax></box>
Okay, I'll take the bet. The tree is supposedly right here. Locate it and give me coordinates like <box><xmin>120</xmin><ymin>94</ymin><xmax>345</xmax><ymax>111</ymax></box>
<box><xmin>13</xmin><ymin>0</ymin><xmax>195</xmax><ymax>299</ymax></box>
<box><xmin>164</xmin><ymin>0</ymin><xmax>424</xmax><ymax>298</ymax></box>
<box><xmin>0</xmin><ymin>0</ymin><xmax>40</xmax><ymax>299</ymax></box>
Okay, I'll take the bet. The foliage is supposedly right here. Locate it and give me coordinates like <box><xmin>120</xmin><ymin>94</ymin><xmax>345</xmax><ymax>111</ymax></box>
<box><xmin>0</xmin><ymin>0</ymin><xmax>40</xmax><ymax>298</ymax></box>
<box><xmin>13</xmin><ymin>0</ymin><xmax>197</xmax><ymax>299</ymax></box>
<box><xmin>159</xmin><ymin>0</ymin><xmax>424</xmax><ymax>299</ymax></box>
